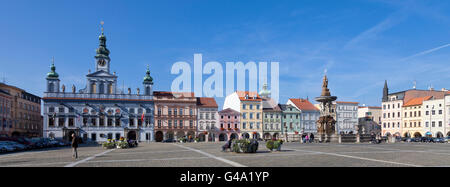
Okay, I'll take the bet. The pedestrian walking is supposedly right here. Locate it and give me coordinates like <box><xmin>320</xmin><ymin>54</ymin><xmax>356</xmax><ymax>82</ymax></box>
<box><xmin>71</xmin><ymin>133</ymin><xmax>79</xmax><ymax>159</ymax></box>
<box><xmin>310</xmin><ymin>133</ymin><xmax>314</xmax><ymax>143</ymax></box>
<box><xmin>305</xmin><ymin>134</ymin><xmax>309</xmax><ymax>143</ymax></box>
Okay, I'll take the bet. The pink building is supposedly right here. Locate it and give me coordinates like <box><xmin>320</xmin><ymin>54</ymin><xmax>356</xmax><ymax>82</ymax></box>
<box><xmin>217</xmin><ymin>108</ymin><xmax>240</xmax><ymax>141</ymax></box>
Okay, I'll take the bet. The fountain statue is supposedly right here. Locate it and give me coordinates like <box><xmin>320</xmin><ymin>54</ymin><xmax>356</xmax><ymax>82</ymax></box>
<box><xmin>315</xmin><ymin>74</ymin><xmax>338</xmax><ymax>143</ymax></box>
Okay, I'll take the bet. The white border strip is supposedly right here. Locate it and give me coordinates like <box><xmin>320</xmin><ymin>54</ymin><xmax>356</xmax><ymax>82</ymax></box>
<box><xmin>64</xmin><ymin>149</ymin><xmax>114</xmax><ymax>167</ymax></box>
<box><xmin>174</xmin><ymin>144</ymin><xmax>247</xmax><ymax>167</ymax></box>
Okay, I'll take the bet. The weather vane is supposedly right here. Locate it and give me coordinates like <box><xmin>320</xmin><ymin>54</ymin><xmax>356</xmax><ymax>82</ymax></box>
<box><xmin>100</xmin><ymin>21</ymin><xmax>104</xmax><ymax>33</ymax></box>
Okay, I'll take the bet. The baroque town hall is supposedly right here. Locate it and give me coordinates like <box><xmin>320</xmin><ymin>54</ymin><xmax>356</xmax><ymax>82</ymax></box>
<box><xmin>43</xmin><ymin>25</ymin><xmax>155</xmax><ymax>142</ymax></box>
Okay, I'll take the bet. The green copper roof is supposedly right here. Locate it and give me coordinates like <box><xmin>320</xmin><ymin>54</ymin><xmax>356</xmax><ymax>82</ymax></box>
<box><xmin>143</xmin><ymin>66</ymin><xmax>153</xmax><ymax>84</ymax></box>
<box><xmin>47</xmin><ymin>63</ymin><xmax>59</xmax><ymax>78</ymax></box>
<box><xmin>95</xmin><ymin>32</ymin><xmax>110</xmax><ymax>59</ymax></box>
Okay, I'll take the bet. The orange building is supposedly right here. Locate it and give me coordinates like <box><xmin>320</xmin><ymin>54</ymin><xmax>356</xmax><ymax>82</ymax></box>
<box><xmin>0</xmin><ymin>83</ymin><xmax>42</xmax><ymax>138</ymax></box>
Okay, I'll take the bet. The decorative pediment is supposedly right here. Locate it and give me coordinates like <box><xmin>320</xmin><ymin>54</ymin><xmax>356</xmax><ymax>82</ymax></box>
<box><xmin>86</xmin><ymin>70</ymin><xmax>117</xmax><ymax>78</ymax></box>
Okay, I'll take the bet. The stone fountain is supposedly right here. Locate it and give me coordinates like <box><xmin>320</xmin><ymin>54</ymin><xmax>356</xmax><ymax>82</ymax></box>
<box><xmin>315</xmin><ymin>75</ymin><xmax>338</xmax><ymax>143</ymax></box>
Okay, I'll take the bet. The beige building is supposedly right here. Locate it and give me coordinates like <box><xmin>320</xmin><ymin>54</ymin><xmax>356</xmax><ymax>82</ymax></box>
<box><xmin>381</xmin><ymin>80</ymin><xmax>447</xmax><ymax>137</ymax></box>
<box><xmin>358</xmin><ymin>106</ymin><xmax>382</xmax><ymax>125</ymax></box>
<box><xmin>402</xmin><ymin>96</ymin><xmax>430</xmax><ymax>138</ymax></box>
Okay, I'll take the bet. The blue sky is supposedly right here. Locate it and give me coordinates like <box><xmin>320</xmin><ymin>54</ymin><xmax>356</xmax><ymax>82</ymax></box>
<box><xmin>1</xmin><ymin>0</ymin><xmax>450</xmax><ymax>109</ymax></box>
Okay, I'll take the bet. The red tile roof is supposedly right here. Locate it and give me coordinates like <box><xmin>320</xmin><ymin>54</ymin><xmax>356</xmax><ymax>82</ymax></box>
<box><xmin>197</xmin><ymin>97</ymin><xmax>218</xmax><ymax>108</ymax></box>
<box><xmin>236</xmin><ymin>91</ymin><xmax>262</xmax><ymax>101</ymax></box>
<box><xmin>403</xmin><ymin>96</ymin><xmax>432</xmax><ymax>107</ymax></box>
<box><xmin>289</xmin><ymin>98</ymin><xmax>319</xmax><ymax>111</ymax></box>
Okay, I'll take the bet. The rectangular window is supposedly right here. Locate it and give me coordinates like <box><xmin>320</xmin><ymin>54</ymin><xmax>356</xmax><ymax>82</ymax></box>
<box><xmin>129</xmin><ymin>118</ymin><xmax>134</xmax><ymax>126</ymax></box>
<box><xmin>91</xmin><ymin>118</ymin><xmax>96</xmax><ymax>126</ymax></box>
<box><xmin>115</xmin><ymin>118</ymin><xmax>121</xmax><ymax>127</ymax></box>
<box><xmin>68</xmin><ymin>118</ymin><xmax>74</xmax><ymax>127</ymax></box>
<box><xmin>99</xmin><ymin>117</ymin><xmax>104</xmax><ymax>127</ymax></box>
<box><xmin>107</xmin><ymin>118</ymin><xmax>113</xmax><ymax>127</ymax></box>
<box><xmin>58</xmin><ymin>118</ymin><xmax>64</xmax><ymax>127</ymax></box>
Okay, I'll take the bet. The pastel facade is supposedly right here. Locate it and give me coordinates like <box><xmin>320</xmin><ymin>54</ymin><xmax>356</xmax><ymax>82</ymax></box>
<box><xmin>279</xmin><ymin>104</ymin><xmax>301</xmax><ymax>141</ymax></box>
<box><xmin>381</xmin><ymin>80</ymin><xmax>448</xmax><ymax>137</ymax></box>
<box><xmin>153</xmin><ymin>92</ymin><xmax>197</xmax><ymax>142</ymax></box>
<box><xmin>196</xmin><ymin>97</ymin><xmax>218</xmax><ymax>142</ymax></box>
<box><xmin>0</xmin><ymin>83</ymin><xmax>42</xmax><ymax>138</ymax></box>
<box><xmin>262</xmin><ymin>102</ymin><xmax>282</xmax><ymax>140</ymax></box>
<box><xmin>402</xmin><ymin>96</ymin><xmax>430</xmax><ymax>138</ymax></box>
<box><xmin>217</xmin><ymin>108</ymin><xmax>240</xmax><ymax>141</ymax></box>
<box><xmin>223</xmin><ymin>91</ymin><xmax>263</xmax><ymax>139</ymax></box>
<box><xmin>287</xmin><ymin>98</ymin><xmax>320</xmax><ymax>134</ymax></box>
<box><xmin>0</xmin><ymin>88</ymin><xmax>12</xmax><ymax>137</ymax></box>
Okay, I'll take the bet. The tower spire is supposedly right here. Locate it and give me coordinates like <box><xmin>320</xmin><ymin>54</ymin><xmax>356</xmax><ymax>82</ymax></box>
<box><xmin>47</xmin><ymin>57</ymin><xmax>59</xmax><ymax>78</ymax></box>
<box><xmin>382</xmin><ymin>80</ymin><xmax>389</xmax><ymax>102</ymax></box>
<box><xmin>143</xmin><ymin>65</ymin><xmax>153</xmax><ymax>85</ymax></box>
<box><xmin>96</xmin><ymin>21</ymin><xmax>110</xmax><ymax>60</ymax></box>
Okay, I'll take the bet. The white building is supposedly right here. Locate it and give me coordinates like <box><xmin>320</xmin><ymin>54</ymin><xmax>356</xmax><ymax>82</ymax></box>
<box><xmin>335</xmin><ymin>101</ymin><xmax>359</xmax><ymax>134</ymax></box>
<box><xmin>446</xmin><ymin>94</ymin><xmax>450</xmax><ymax>137</ymax></box>
<box><xmin>422</xmin><ymin>97</ymin><xmax>446</xmax><ymax>138</ymax></box>
<box><xmin>196</xmin><ymin>97</ymin><xmax>218</xmax><ymax>142</ymax></box>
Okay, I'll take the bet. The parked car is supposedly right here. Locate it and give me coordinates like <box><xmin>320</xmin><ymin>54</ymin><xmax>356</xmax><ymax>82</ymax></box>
<box><xmin>30</xmin><ymin>138</ymin><xmax>46</xmax><ymax>149</ymax></box>
<box><xmin>421</xmin><ymin>137</ymin><xmax>434</xmax><ymax>143</ymax></box>
<box><xmin>13</xmin><ymin>137</ymin><xmax>36</xmax><ymax>149</ymax></box>
<box><xmin>2</xmin><ymin>141</ymin><xmax>26</xmax><ymax>151</ymax></box>
<box><xmin>444</xmin><ymin>137</ymin><xmax>450</xmax><ymax>143</ymax></box>
<box><xmin>0</xmin><ymin>142</ymin><xmax>16</xmax><ymax>152</ymax></box>
<box><xmin>162</xmin><ymin>138</ymin><xmax>176</xmax><ymax>143</ymax></box>
<box><xmin>31</xmin><ymin>138</ymin><xmax>52</xmax><ymax>148</ymax></box>
<box><xmin>434</xmin><ymin>138</ymin><xmax>445</xmax><ymax>143</ymax></box>
<box><xmin>53</xmin><ymin>138</ymin><xmax>71</xmax><ymax>147</ymax></box>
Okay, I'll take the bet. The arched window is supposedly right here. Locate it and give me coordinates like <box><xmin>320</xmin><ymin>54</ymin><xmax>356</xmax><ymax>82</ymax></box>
<box><xmin>91</xmin><ymin>82</ymin><xmax>96</xmax><ymax>94</ymax></box>
<box><xmin>108</xmin><ymin>83</ymin><xmax>113</xmax><ymax>94</ymax></box>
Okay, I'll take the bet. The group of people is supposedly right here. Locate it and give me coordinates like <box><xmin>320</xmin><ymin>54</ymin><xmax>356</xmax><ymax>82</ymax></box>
<box><xmin>301</xmin><ymin>133</ymin><xmax>315</xmax><ymax>143</ymax></box>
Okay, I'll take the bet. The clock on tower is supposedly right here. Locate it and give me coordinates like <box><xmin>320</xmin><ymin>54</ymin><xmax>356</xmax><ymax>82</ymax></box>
<box><xmin>95</xmin><ymin>21</ymin><xmax>111</xmax><ymax>73</ymax></box>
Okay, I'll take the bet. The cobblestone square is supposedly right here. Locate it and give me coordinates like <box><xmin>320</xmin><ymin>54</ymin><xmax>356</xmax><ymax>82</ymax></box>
<box><xmin>1</xmin><ymin>142</ymin><xmax>450</xmax><ymax>167</ymax></box>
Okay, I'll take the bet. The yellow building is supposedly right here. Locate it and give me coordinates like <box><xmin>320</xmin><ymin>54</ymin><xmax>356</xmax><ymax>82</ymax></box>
<box><xmin>402</xmin><ymin>96</ymin><xmax>431</xmax><ymax>138</ymax></box>
<box><xmin>223</xmin><ymin>91</ymin><xmax>263</xmax><ymax>139</ymax></box>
